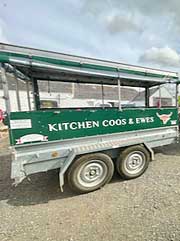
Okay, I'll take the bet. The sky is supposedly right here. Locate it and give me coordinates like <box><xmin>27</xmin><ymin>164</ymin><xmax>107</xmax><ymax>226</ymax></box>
<box><xmin>1</xmin><ymin>0</ymin><xmax>180</xmax><ymax>71</ymax></box>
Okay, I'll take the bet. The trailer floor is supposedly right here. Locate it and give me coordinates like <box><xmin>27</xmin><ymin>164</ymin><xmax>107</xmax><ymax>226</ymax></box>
<box><xmin>0</xmin><ymin>143</ymin><xmax>180</xmax><ymax>241</ymax></box>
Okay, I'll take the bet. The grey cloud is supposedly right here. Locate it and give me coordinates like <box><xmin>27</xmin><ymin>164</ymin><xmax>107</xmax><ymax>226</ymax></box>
<box><xmin>139</xmin><ymin>47</ymin><xmax>180</xmax><ymax>67</ymax></box>
<box><xmin>105</xmin><ymin>14</ymin><xmax>141</xmax><ymax>34</ymax></box>
<box><xmin>82</xmin><ymin>1</ymin><xmax>142</xmax><ymax>34</ymax></box>
<box><xmin>82</xmin><ymin>0</ymin><xmax>180</xmax><ymax>33</ymax></box>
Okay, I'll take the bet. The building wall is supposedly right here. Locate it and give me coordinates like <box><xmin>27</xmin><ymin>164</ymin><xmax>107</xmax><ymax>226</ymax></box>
<box><xmin>150</xmin><ymin>88</ymin><xmax>176</xmax><ymax>106</ymax></box>
<box><xmin>0</xmin><ymin>87</ymin><xmax>176</xmax><ymax>112</ymax></box>
<box><xmin>0</xmin><ymin>90</ymin><xmax>33</xmax><ymax>111</ymax></box>
<box><xmin>0</xmin><ymin>90</ymin><xmax>127</xmax><ymax>111</ymax></box>
<box><xmin>131</xmin><ymin>87</ymin><xmax>176</xmax><ymax>107</ymax></box>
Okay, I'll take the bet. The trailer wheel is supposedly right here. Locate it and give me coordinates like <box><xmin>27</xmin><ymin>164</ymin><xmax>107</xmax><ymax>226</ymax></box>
<box><xmin>116</xmin><ymin>145</ymin><xmax>150</xmax><ymax>180</ymax></box>
<box><xmin>67</xmin><ymin>153</ymin><xmax>114</xmax><ymax>194</ymax></box>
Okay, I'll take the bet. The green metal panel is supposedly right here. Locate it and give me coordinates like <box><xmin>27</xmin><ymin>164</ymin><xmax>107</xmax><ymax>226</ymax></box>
<box><xmin>8</xmin><ymin>108</ymin><xmax>178</xmax><ymax>146</ymax></box>
<box><xmin>0</xmin><ymin>50</ymin><xmax>178</xmax><ymax>80</ymax></box>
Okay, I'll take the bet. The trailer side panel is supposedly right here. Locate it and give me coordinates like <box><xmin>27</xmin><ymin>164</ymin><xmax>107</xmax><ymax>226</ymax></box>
<box><xmin>8</xmin><ymin>107</ymin><xmax>178</xmax><ymax>146</ymax></box>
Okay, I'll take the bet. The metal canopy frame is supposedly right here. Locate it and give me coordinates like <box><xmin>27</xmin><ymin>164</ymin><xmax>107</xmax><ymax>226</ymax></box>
<box><xmin>0</xmin><ymin>43</ymin><xmax>179</xmax><ymax>112</ymax></box>
<box><xmin>0</xmin><ymin>42</ymin><xmax>179</xmax><ymax>87</ymax></box>
<box><xmin>9</xmin><ymin>63</ymin><xmax>179</xmax><ymax>88</ymax></box>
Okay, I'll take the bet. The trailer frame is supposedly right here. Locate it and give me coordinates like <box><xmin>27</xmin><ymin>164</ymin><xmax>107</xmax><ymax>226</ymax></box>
<box><xmin>0</xmin><ymin>43</ymin><xmax>179</xmax><ymax>193</ymax></box>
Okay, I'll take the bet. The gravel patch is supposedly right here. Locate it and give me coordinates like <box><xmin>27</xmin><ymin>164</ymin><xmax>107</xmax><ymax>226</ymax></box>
<box><xmin>1</xmin><ymin>143</ymin><xmax>180</xmax><ymax>241</ymax></box>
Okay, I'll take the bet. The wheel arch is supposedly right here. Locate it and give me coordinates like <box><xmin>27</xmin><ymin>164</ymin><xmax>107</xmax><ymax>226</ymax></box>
<box><xmin>102</xmin><ymin>143</ymin><xmax>154</xmax><ymax>161</ymax></box>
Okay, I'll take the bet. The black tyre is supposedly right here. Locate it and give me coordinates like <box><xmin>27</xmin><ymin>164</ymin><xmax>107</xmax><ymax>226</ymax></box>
<box><xmin>67</xmin><ymin>153</ymin><xmax>114</xmax><ymax>194</ymax></box>
<box><xmin>116</xmin><ymin>145</ymin><xmax>150</xmax><ymax>180</ymax></box>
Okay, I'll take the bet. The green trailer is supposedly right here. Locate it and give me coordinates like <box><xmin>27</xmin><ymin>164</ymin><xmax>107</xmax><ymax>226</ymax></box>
<box><xmin>0</xmin><ymin>43</ymin><xmax>179</xmax><ymax>193</ymax></box>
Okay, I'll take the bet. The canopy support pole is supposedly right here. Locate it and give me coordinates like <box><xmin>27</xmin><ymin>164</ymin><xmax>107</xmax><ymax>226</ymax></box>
<box><xmin>0</xmin><ymin>64</ymin><xmax>11</xmax><ymax>113</ymax></box>
<box><xmin>145</xmin><ymin>87</ymin><xmax>150</xmax><ymax>107</ymax></box>
<box><xmin>26</xmin><ymin>80</ymin><xmax>31</xmax><ymax>111</ymax></box>
<box><xmin>158</xmin><ymin>85</ymin><xmax>162</xmax><ymax>108</ymax></box>
<box><xmin>176</xmin><ymin>82</ymin><xmax>179</xmax><ymax>108</ymax></box>
<box><xmin>32</xmin><ymin>78</ymin><xmax>40</xmax><ymax>110</ymax></box>
<box><xmin>14</xmin><ymin>70</ymin><xmax>21</xmax><ymax>111</ymax></box>
<box><xmin>101</xmin><ymin>82</ymin><xmax>105</xmax><ymax>108</ymax></box>
<box><xmin>118</xmin><ymin>78</ymin><xmax>121</xmax><ymax>110</ymax></box>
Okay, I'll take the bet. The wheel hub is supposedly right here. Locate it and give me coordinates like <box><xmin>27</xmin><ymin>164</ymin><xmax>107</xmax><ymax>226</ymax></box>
<box><xmin>125</xmin><ymin>152</ymin><xmax>145</xmax><ymax>174</ymax></box>
<box><xmin>77</xmin><ymin>160</ymin><xmax>108</xmax><ymax>188</ymax></box>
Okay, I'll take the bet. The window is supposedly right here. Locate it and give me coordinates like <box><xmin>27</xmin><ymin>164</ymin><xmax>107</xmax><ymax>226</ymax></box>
<box><xmin>37</xmin><ymin>80</ymin><xmax>138</xmax><ymax>109</ymax></box>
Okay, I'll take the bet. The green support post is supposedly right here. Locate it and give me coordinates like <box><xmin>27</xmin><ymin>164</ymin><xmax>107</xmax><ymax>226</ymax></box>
<box><xmin>32</xmin><ymin>78</ymin><xmax>40</xmax><ymax>110</ymax></box>
<box><xmin>145</xmin><ymin>87</ymin><xmax>150</xmax><ymax>108</ymax></box>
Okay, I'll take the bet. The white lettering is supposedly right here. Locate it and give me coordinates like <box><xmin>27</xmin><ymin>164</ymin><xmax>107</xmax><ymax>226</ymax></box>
<box><xmin>122</xmin><ymin>119</ymin><xmax>127</xmax><ymax>125</ymax></box>
<box><xmin>136</xmin><ymin>118</ymin><xmax>141</xmax><ymax>124</ymax></box>
<box><xmin>62</xmin><ymin>122</ymin><xmax>69</xmax><ymax>130</ymax></box>
<box><xmin>109</xmin><ymin>120</ymin><xmax>115</xmax><ymax>126</ymax></box>
<box><xmin>69</xmin><ymin>122</ymin><xmax>78</xmax><ymax>130</ymax></box>
<box><xmin>102</xmin><ymin>120</ymin><xmax>109</xmax><ymax>127</ymax></box>
<box><xmin>115</xmin><ymin>119</ymin><xmax>122</xmax><ymax>125</ymax></box>
<box><xmin>48</xmin><ymin>124</ymin><xmax>58</xmax><ymax>132</ymax></box>
<box><xmin>149</xmin><ymin>117</ymin><xmax>154</xmax><ymax>122</ymax></box>
<box><xmin>102</xmin><ymin>119</ymin><xmax>127</xmax><ymax>127</ymax></box>
<box><xmin>86</xmin><ymin>121</ymin><xmax>92</xmax><ymax>129</ymax></box>
<box><xmin>136</xmin><ymin>117</ymin><xmax>154</xmax><ymax>124</ymax></box>
<box><xmin>77</xmin><ymin>122</ymin><xmax>86</xmax><ymax>129</ymax></box>
<box><xmin>92</xmin><ymin>121</ymin><xmax>99</xmax><ymax>128</ymax></box>
<box><xmin>58</xmin><ymin>124</ymin><xmax>62</xmax><ymax>130</ymax></box>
